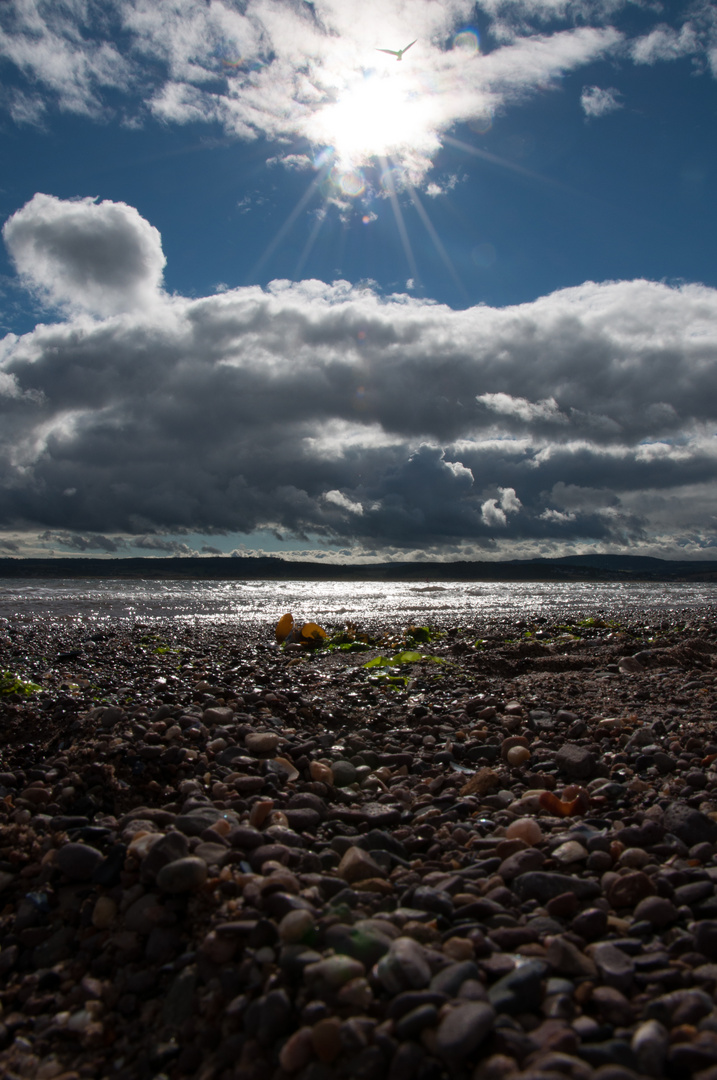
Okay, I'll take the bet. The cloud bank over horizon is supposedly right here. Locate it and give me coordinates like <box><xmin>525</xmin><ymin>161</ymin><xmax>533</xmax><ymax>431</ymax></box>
<box><xmin>1</xmin><ymin>194</ymin><xmax>717</xmax><ymax>561</ymax></box>
<box><xmin>1</xmin><ymin>0</ymin><xmax>716</xmax><ymax>187</ymax></box>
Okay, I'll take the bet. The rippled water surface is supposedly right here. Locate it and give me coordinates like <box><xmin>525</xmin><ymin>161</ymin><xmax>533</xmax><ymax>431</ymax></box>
<box><xmin>1</xmin><ymin>578</ymin><xmax>717</xmax><ymax>629</ymax></box>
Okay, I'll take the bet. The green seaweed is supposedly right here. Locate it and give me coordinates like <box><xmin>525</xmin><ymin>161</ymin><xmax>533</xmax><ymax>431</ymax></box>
<box><xmin>0</xmin><ymin>670</ymin><xmax>42</xmax><ymax>697</ymax></box>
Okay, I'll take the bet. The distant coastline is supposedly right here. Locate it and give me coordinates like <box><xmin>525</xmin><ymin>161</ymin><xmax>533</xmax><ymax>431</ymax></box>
<box><xmin>1</xmin><ymin>554</ymin><xmax>717</xmax><ymax>582</ymax></box>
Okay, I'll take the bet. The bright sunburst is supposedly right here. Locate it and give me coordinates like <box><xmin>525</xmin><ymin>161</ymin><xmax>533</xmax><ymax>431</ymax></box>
<box><xmin>305</xmin><ymin>65</ymin><xmax>440</xmax><ymax>176</ymax></box>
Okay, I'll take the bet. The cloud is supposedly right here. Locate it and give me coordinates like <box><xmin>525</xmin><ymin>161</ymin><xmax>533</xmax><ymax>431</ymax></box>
<box><xmin>0</xmin><ymin>0</ymin><xmax>640</xmax><ymax>187</ymax></box>
<box><xmin>2</xmin><ymin>196</ymin><xmax>717</xmax><ymax>557</ymax></box>
<box><xmin>2</xmin><ymin>194</ymin><xmax>166</xmax><ymax>316</ymax></box>
<box><xmin>580</xmin><ymin>85</ymin><xmax>622</xmax><ymax>117</ymax></box>
<box><xmin>481</xmin><ymin>486</ymin><xmax>522</xmax><ymax>527</ymax></box>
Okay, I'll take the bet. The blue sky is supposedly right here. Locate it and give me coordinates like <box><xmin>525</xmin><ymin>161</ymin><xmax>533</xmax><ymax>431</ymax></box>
<box><xmin>1</xmin><ymin>0</ymin><xmax>717</xmax><ymax>561</ymax></box>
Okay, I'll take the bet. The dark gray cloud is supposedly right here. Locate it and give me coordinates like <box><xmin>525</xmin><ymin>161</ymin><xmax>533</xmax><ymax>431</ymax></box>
<box><xmin>2</xmin><ymin>194</ymin><xmax>165</xmax><ymax>316</ymax></box>
<box><xmin>2</xmin><ymin>196</ymin><xmax>717</xmax><ymax>557</ymax></box>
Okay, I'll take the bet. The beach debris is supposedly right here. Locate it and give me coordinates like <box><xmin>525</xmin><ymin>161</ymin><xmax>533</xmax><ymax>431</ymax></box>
<box><xmin>275</xmin><ymin>612</ymin><xmax>328</xmax><ymax>644</ymax></box>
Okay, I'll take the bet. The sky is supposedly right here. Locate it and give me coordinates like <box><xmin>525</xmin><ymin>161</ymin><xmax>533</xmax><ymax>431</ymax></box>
<box><xmin>0</xmin><ymin>0</ymin><xmax>716</xmax><ymax>563</ymax></box>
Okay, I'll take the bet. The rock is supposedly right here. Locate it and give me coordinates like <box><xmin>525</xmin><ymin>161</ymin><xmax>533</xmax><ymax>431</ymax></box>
<box><xmin>552</xmin><ymin>840</ymin><xmax>589</xmax><ymax>864</ymax></box>
<box><xmin>606</xmin><ymin>870</ymin><xmax>655</xmax><ymax>909</ymax></box>
<box><xmin>499</xmin><ymin>848</ymin><xmax>545</xmax><ymax>881</ymax></box>
<box><xmin>694</xmin><ymin>921</ymin><xmax>717</xmax><ymax>960</ymax></box>
<box><xmin>435</xmin><ymin>1001</ymin><xmax>495</xmax><ymax>1060</ymax></box>
<box><xmin>591</xmin><ymin>986</ymin><xmax>634</xmax><ymax>1025</ymax></box>
<box><xmin>556</xmin><ymin>743</ymin><xmax>596</xmax><ymax>780</ymax></box>
<box><xmin>140</xmin><ymin>830</ymin><xmax>190</xmax><ymax>882</ymax></box>
<box><xmin>245</xmin><ymin>731</ymin><xmax>280</xmax><ymax>755</ymax></box>
<box><xmin>646</xmin><ymin>989</ymin><xmax>714</xmax><ymax>1026</ymax></box>
<box><xmin>156</xmin><ymin>855</ymin><xmax>208</xmax><ymax>893</ymax></box>
<box><xmin>488</xmin><ymin>959</ymin><xmax>548</xmax><ymax>1014</ymax></box>
<box><xmin>56</xmin><ymin>842</ymin><xmax>105</xmax><ymax>881</ymax></box>
<box><xmin>91</xmin><ymin>896</ymin><xmax>117</xmax><ymax>929</ymax></box>
<box><xmin>376</xmin><ymin>937</ymin><xmax>432</xmax><ymax>993</ymax></box>
<box><xmin>631</xmin><ymin>1019</ymin><xmax>668</xmax><ymax>1077</ymax></box>
<box><xmin>505</xmin><ymin>818</ymin><xmax>543</xmax><ymax>846</ymax></box>
<box><xmin>571</xmin><ymin>908</ymin><xmax>608</xmax><ymax>940</ymax></box>
<box><xmin>430</xmin><ymin>961</ymin><xmax>481</xmax><ymax>997</ymax></box>
<box><xmin>633</xmin><ymin>895</ymin><xmax>678</xmax><ymax>928</ymax></box>
<box><xmin>514</xmin><ymin>872</ymin><xmax>600</xmax><ymax>903</ymax></box>
<box><xmin>331</xmin><ymin>760</ymin><xmax>359</xmax><ymax>786</ymax></box>
<box><xmin>546</xmin><ymin>936</ymin><xmax>597</xmax><ymax>978</ymax></box>
<box><xmin>337</xmin><ymin>846</ymin><xmax>386</xmax><ymax>884</ymax></box>
<box><xmin>589</xmin><ymin>942</ymin><xmax>635</xmax><ymax>992</ymax></box>
<box><xmin>162</xmin><ymin>967</ymin><xmax>197</xmax><ymax>1028</ymax></box>
<box><xmin>305</xmin><ymin>955</ymin><xmax>365</xmax><ymax>989</ymax></box>
<box><xmin>663</xmin><ymin>802</ymin><xmax>717</xmax><ymax>847</ymax></box>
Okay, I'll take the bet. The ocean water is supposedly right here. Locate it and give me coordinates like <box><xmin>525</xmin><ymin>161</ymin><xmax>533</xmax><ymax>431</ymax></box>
<box><xmin>1</xmin><ymin>578</ymin><xmax>716</xmax><ymax>631</ymax></box>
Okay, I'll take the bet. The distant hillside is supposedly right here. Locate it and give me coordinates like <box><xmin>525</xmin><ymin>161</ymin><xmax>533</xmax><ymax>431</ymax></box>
<box><xmin>1</xmin><ymin>554</ymin><xmax>717</xmax><ymax>581</ymax></box>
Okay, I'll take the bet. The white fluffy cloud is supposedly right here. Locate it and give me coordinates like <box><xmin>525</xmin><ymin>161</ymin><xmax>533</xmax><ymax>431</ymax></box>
<box><xmin>2</xmin><ymin>194</ymin><xmax>166</xmax><ymax>316</ymax></box>
<box><xmin>580</xmin><ymin>85</ymin><xmax>622</xmax><ymax>117</ymax></box>
<box><xmin>2</xmin><ymin>195</ymin><xmax>717</xmax><ymax>556</ymax></box>
<box><xmin>1</xmin><ymin>0</ymin><xmax>709</xmax><ymax>185</ymax></box>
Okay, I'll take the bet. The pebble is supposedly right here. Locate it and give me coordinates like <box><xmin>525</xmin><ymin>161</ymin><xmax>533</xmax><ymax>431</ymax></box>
<box><xmin>435</xmin><ymin>1001</ymin><xmax>495</xmax><ymax>1060</ymax></box>
<box><xmin>5</xmin><ymin>610</ymin><xmax>717</xmax><ymax>1080</ymax></box>
<box><xmin>155</xmin><ymin>855</ymin><xmax>208</xmax><ymax>892</ymax></box>
<box><xmin>56</xmin><ymin>842</ymin><xmax>104</xmax><ymax>880</ymax></box>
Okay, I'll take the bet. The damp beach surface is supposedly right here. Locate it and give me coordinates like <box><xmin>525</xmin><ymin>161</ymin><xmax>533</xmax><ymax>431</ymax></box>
<box><xmin>3</xmin><ymin>602</ymin><xmax>717</xmax><ymax>1080</ymax></box>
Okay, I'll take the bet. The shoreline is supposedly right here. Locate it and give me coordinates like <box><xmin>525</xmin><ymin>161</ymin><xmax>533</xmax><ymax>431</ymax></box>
<box><xmin>3</xmin><ymin>613</ymin><xmax>717</xmax><ymax>1080</ymax></box>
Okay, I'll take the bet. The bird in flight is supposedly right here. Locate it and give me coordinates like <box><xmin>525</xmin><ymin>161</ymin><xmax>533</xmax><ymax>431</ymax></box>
<box><xmin>376</xmin><ymin>39</ymin><xmax>417</xmax><ymax>61</ymax></box>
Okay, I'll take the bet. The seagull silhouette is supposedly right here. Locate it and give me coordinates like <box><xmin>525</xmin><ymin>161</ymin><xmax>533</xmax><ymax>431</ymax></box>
<box><xmin>376</xmin><ymin>39</ymin><xmax>416</xmax><ymax>61</ymax></box>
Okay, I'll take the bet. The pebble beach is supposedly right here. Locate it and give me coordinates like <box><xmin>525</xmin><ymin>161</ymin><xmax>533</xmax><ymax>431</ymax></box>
<box><xmin>4</xmin><ymin>607</ymin><xmax>717</xmax><ymax>1080</ymax></box>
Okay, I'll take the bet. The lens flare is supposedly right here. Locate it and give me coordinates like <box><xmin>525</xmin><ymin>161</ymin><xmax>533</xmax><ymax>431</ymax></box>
<box><xmin>380</xmin><ymin>166</ymin><xmax>408</xmax><ymax>193</ymax></box>
<box><xmin>336</xmin><ymin>169</ymin><xmax>366</xmax><ymax>197</ymax></box>
<box><xmin>469</xmin><ymin>111</ymin><xmax>493</xmax><ymax>134</ymax></box>
<box><xmin>453</xmin><ymin>29</ymin><xmax>480</xmax><ymax>54</ymax></box>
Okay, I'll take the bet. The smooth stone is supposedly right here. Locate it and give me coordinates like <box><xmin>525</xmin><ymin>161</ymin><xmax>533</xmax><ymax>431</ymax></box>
<box><xmin>56</xmin><ymin>842</ymin><xmax>105</xmax><ymax>881</ymax></box>
<box><xmin>156</xmin><ymin>855</ymin><xmax>208</xmax><ymax>893</ymax></box>
<box><xmin>331</xmin><ymin>760</ymin><xmax>359</xmax><ymax>787</ymax></box>
<box><xmin>430</xmin><ymin>960</ymin><xmax>481</xmax><ymax>996</ymax></box>
<box><xmin>589</xmin><ymin>942</ymin><xmax>635</xmax><ymax>992</ymax></box>
<box><xmin>305</xmin><ymin>955</ymin><xmax>365</xmax><ymax>989</ymax></box>
<box><xmin>488</xmin><ymin>959</ymin><xmax>548</xmax><ymax>1014</ymax></box>
<box><xmin>376</xmin><ymin>937</ymin><xmax>432</xmax><ymax>993</ymax></box>
<box><xmin>499</xmin><ymin>847</ymin><xmax>545</xmax><ymax>881</ymax></box>
<box><xmin>245</xmin><ymin>731</ymin><xmax>280</xmax><ymax>754</ymax></box>
<box><xmin>631</xmin><ymin>1018</ymin><xmax>668</xmax><ymax>1077</ymax></box>
<box><xmin>633</xmin><ymin>895</ymin><xmax>678</xmax><ymax>928</ymax></box>
<box><xmin>91</xmin><ymin>896</ymin><xmax>117</xmax><ymax>929</ymax></box>
<box><xmin>606</xmin><ymin>870</ymin><xmax>655</xmax><ymax>909</ymax></box>
<box><xmin>552</xmin><ymin>840</ymin><xmax>589</xmax><ymax>864</ymax></box>
<box><xmin>324</xmin><ymin>921</ymin><xmax>396</xmax><ymax>966</ymax></box>
<box><xmin>278</xmin><ymin>909</ymin><xmax>315</xmax><ymax>944</ymax></box>
<box><xmin>546</xmin><ymin>936</ymin><xmax>597</xmax><ymax>978</ymax></box>
<box><xmin>412</xmin><ymin>886</ymin><xmax>454</xmax><ymax>919</ymax></box>
<box><xmin>514</xmin><ymin>872</ymin><xmax>600</xmax><ymax>903</ymax></box>
<box><xmin>140</xmin><ymin>831</ymin><xmax>190</xmax><ymax>882</ymax></box>
<box><xmin>435</xmin><ymin>1001</ymin><xmax>495</xmax><ymax>1059</ymax></box>
<box><xmin>395</xmin><ymin>1004</ymin><xmax>440</xmax><ymax>1041</ymax></box>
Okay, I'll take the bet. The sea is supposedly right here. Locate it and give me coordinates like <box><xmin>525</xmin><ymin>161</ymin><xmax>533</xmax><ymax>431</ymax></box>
<box><xmin>1</xmin><ymin>578</ymin><xmax>717</xmax><ymax>632</ymax></box>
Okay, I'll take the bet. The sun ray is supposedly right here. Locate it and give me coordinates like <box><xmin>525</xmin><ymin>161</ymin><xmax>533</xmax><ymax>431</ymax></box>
<box><xmin>379</xmin><ymin>156</ymin><xmax>420</xmax><ymax>288</ymax></box>
<box><xmin>407</xmin><ymin>184</ymin><xmax>468</xmax><ymax>303</ymax></box>
<box><xmin>442</xmin><ymin>134</ymin><xmax>580</xmax><ymax>196</ymax></box>
<box><xmin>247</xmin><ymin>164</ymin><xmax>330</xmax><ymax>283</ymax></box>
<box><xmin>294</xmin><ymin>207</ymin><xmax>328</xmax><ymax>279</ymax></box>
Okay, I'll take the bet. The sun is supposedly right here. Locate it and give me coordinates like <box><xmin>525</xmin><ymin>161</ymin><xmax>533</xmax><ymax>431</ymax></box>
<box><xmin>305</xmin><ymin>67</ymin><xmax>440</xmax><ymax>173</ymax></box>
